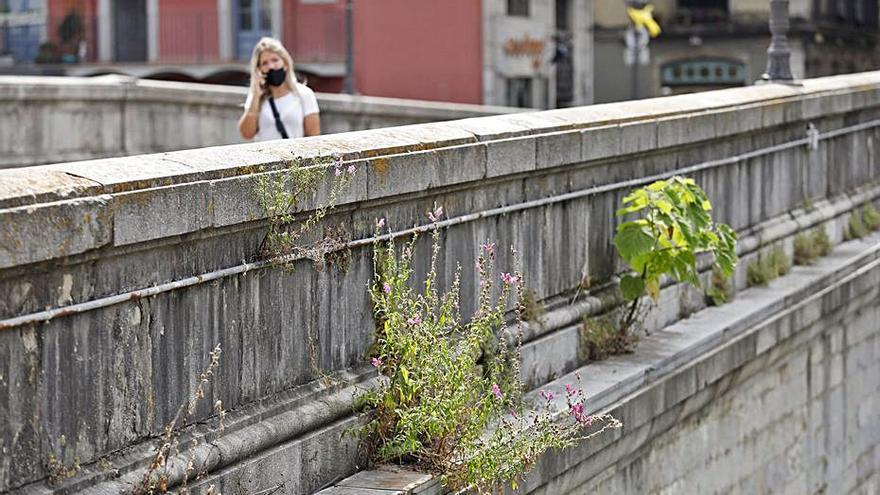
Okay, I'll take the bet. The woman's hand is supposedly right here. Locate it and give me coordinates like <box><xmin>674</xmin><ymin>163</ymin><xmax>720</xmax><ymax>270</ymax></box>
<box><xmin>240</xmin><ymin>68</ymin><xmax>265</xmax><ymax>139</ymax></box>
<box><xmin>247</xmin><ymin>68</ymin><xmax>265</xmax><ymax>112</ymax></box>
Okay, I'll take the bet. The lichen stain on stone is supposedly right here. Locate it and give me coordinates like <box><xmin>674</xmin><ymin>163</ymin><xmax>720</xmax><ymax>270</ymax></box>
<box><xmin>128</xmin><ymin>305</ymin><xmax>142</xmax><ymax>326</ymax></box>
<box><xmin>372</xmin><ymin>157</ymin><xmax>390</xmax><ymax>177</ymax></box>
<box><xmin>146</xmin><ymin>388</ymin><xmax>154</xmax><ymax>420</ymax></box>
<box><xmin>21</xmin><ymin>327</ymin><xmax>38</xmax><ymax>353</ymax></box>
<box><xmin>57</xmin><ymin>274</ymin><xmax>73</xmax><ymax>306</ymax></box>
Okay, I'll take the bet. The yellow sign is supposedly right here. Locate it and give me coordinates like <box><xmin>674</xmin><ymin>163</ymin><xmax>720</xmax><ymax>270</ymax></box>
<box><xmin>627</xmin><ymin>4</ymin><xmax>662</xmax><ymax>38</ymax></box>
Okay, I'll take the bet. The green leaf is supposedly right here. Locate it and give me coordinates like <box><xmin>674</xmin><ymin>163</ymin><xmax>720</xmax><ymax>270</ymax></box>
<box><xmin>620</xmin><ymin>275</ymin><xmax>645</xmax><ymax>301</ymax></box>
<box><xmin>614</xmin><ymin>223</ymin><xmax>654</xmax><ymax>261</ymax></box>
<box><xmin>647</xmin><ymin>180</ymin><xmax>668</xmax><ymax>192</ymax></box>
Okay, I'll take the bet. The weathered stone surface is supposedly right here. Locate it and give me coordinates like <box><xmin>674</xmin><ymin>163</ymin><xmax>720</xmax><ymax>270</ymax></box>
<box><xmin>336</xmin><ymin>468</ymin><xmax>438</xmax><ymax>494</ymax></box>
<box><xmin>536</xmin><ymin>130</ymin><xmax>582</xmax><ymax>169</ymax></box>
<box><xmin>618</xmin><ymin>120</ymin><xmax>657</xmax><ymax>155</ymax></box>
<box><xmin>112</xmin><ymin>182</ymin><xmax>212</xmax><ymax>245</ymax></box>
<box><xmin>581</xmin><ymin>124</ymin><xmax>621</xmax><ymax>161</ymax></box>
<box><xmin>0</xmin><ymin>197</ymin><xmax>111</xmax><ymax>269</ymax></box>
<box><xmin>0</xmin><ymin>167</ymin><xmax>100</xmax><ymax>209</ymax></box>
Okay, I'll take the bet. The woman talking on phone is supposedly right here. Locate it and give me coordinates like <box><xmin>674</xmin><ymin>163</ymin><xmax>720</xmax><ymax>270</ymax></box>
<box><xmin>238</xmin><ymin>37</ymin><xmax>320</xmax><ymax>141</ymax></box>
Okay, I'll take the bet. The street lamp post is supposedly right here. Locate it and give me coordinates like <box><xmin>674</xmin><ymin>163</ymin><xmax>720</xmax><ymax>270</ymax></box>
<box><xmin>759</xmin><ymin>0</ymin><xmax>797</xmax><ymax>83</ymax></box>
<box><xmin>343</xmin><ymin>0</ymin><xmax>356</xmax><ymax>94</ymax></box>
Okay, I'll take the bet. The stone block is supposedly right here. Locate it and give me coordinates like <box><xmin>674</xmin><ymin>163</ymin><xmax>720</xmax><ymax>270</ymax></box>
<box><xmin>484</xmin><ymin>136</ymin><xmax>536</xmax><ymax>178</ymax></box>
<box><xmin>386</xmin><ymin>121</ymin><xmax>478</xmax><ymax>149</ymax></box>
<box><xmin>366</xmin><ymin>150</ymin><xmax>440</xmax><ymax>200</ymax></box>
<box><xmin>210</xmin><ymin>173</ymin><xmax>266</xmax><ymax>227</ymax></box>
<box><xmin>0</xmin><ymin>196</ymin><xmax>111</xmax><ymax>269</ymax></box>
<box><xmin>536</xmin><ymin>130</ymin><xmax>582</xmax><ymax>169</ymax></box>
<box><xmin>581</xmin><ymin>125</ymin><xmax>621</xmax><ymax>162</ymax></box>
<box><xmin>113</xmin><ymin>181</ymin><xmax>212</xmax><ymax>245</ymax></box>
<box><xmin>519</xmin><ymin>324</ymin><xmax>580</xmax><ymax>390</ymax></box>
<box><xmin>0</xmin><ymin>167</ymin><xmax>100</xmax><ymax>209</ymax></box>
<box><xmin>619</xmin><ymin>120</ymin><xmax>657</xmax><ymax>156</ymax></box>
<box><xmin>162</xmin><ymin>143</ymin><xmax>293</xmax><ymax>176</ymax></box>
<box><xmin>655</xmin><ymin>116</ymin><xmax>689</xmax><ymax>150</ymax></box>
<box><xmin>47</xmin><ymin>154</ymin><xmax>199</xmax><ymax>192</ymax></box>
<box><xmin>336</xmin><ymin>468</ymin><xmax>439</xmax><ymax>494</ymax></box>
<box><xmin>447</xmin><ymin>115</ymin><xmax>533</xmax><ymax>141</ymax></box>
<box><xmin>312</xmin><ymin>158</ymin><xmax>369</xmax><ymax>210</ymax></box>
<box><xmin>435</xmin><ymin>143</ymin><xmax>487</xmax><ymax>185</ymax></box>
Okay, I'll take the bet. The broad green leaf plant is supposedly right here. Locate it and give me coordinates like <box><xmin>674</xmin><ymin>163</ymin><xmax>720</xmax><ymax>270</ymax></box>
<box><xmin>614</xmin><ymin>176</ymin><xmax>738</xmax><ymax>331</ymax></box>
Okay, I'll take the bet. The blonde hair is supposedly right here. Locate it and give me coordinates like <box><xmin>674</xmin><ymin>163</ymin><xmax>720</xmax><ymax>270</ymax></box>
<box><xmin>249</xmin><ymin>37</ymin><xmax>299</xmax><ymax>100</ymax></box>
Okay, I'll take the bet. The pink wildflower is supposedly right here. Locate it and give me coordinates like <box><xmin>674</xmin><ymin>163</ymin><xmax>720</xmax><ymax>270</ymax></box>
<box><xmin>491</xmin><ymin>383</ymin><xmax>503</xmax><ymax>400</ymax></box>
<box><xmin>347</xmin><ymin>164</ymin><xmax>356</xmax><ymax>175</ymax></box>
<box><xmin>500</xmin><ymin>272</ymin><xmax>519</xmax><ymax>286</ymax></box>
<box><xmin>334</xmin><ymin>167</ymin><xmax>342</xmax><ymax>177</ymax></box>
<box><xmin>565</xmin><ymin>383</ymin><xmax>576</xmax><ymax>397</ymax></box>
<box><xmin>371</xmin><ymin>357</ymin><xmax>382</xmax><ymax>368</ymax></box>
<box><xmin>376</xmin><ymin>217</ymin><xmax>386</xmax><ymax>229</ymax></box>
<box><xmin>382</xmin><ymin>282</ymin><xmax>392</xmax><ymax>294</ymax></box>
<box><xmin>541</xmin><ymin>390</ymin><xmax>554</xmax><ymax>401</ymax></box>
<box><xmin>569</xmin><ymin>402</ymin><xmax>591</xmax><ymax>424</ymax></box>
<box><xmin>481</xmin><ymin>242</ymin><xmax>496</xmax><ymax>258</ymax></box>
<box><xmin>407</xmin><ymin>314</ymin><xmax>422</xmax><ymax>325</ymax></box>
<box><xmin>427</xmin><ymin>205</ymin><xmax>444</xmax><ymax>223</ymax></box>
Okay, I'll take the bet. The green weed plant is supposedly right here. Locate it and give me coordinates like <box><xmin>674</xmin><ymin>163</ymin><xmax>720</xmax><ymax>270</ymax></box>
<box><xmin>746</xmin><ymin>245</ymin><xmax>790</xmax><ymax>287</ymax></box>
<box><xmin>613</xmin><ymin>177</ymin><xmax>738</xmax><ymax>331</ymax></box>
<box><xmin>862</xmin><ymin>203</ymin><xmax>880</xmax><ymax>231</ymax></box>
<box><xmin>255</xmin><ymin>155</ymin><xmax>355</xmax><ymax>268</ymax></box>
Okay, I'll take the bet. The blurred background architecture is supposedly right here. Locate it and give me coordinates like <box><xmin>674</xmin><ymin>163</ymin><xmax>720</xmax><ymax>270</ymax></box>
<box><xmin>0</xmin><ymin>0</ymin><xmax>593</xmax><ymax>108</ymax></box>
<box><xmin>594</xmin><ymin>0</ymin><xmax>880</xmax><ymax>103</ymax></box>
<box><xmin>2</xmin><ymin>1</ymin><xmax>879</xmax><ymax>108</ymax></box>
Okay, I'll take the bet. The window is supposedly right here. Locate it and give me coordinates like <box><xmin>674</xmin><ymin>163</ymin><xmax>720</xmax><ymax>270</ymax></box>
<box><xmin>677</xmin><ymin>0</ymin><xmax>728</xmax><ymax>22</ymax></box>
<box><xmin>507</xmin><ymin>0</ymin><xmax>529</xmax><ymax>17</ymax></box>
<box><xmin>661</xmin><ymin>58</ymin><xmax>746</xmax><ymax>87</ymax></box>
<box><xmin>506</xmin><ymin>77</ymin><xmax>532</xmax><ymax>108</ymax></box>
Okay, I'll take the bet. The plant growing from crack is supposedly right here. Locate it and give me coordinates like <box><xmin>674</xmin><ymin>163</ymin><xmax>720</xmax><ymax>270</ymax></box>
<box><xmin>614</xmin><ymin>177</ymin><xmax>738</xmax><ymax>333</ymax></box>
<box><xmin>134</xmin><ymin>344</ymin><xmax>225</xmax><ymax>495</ymax></box>
<box><xmin>355</xmin><ymin>207</ymin><xmax>620</xmax><ymax>493</ymax></box>
<box><xmin>255</xmin><ymin>155</ymin><xmax>356</xmax><ymax>269</ymax></box>
<box><xmin>747</xmin><ymin>245</ymin><xmax>790</xmax><ymax>287</ymax></box>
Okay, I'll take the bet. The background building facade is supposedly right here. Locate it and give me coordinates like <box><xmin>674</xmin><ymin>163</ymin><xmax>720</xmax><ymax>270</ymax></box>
<box><xmin>0</xmin><ymin>0</ymin><xmax>594</xmax><ymax>108</ymax></box>
<box><xmin>594</xmin><ymin>0</ymin><xmax>880</xmax><ymax>103</ymax></box>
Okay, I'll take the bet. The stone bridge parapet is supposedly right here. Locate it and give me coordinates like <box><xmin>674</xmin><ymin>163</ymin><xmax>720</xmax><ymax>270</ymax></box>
<box><xmin>1</xmin><ymin>71</ymin><xmax>879</xmax><ymax>493</ymax></box>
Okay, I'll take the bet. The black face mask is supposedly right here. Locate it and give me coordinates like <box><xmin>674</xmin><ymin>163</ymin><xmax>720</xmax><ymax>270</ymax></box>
<box><xmin>265</xmin><ymin>67</ymin><xmax>287</xmax><ymax>87</ymax></box>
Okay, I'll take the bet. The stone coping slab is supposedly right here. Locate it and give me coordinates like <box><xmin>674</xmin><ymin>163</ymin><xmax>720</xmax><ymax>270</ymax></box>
<box><xmin>2</xmin><ymin>71</ymin><xmax>879</xmax><ymax>211</ymax></box>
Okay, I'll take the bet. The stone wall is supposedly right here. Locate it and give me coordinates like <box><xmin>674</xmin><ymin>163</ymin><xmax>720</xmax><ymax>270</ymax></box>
<box><xmin>1</xmin><ymin>71</ymin><xmax>880</xmax><ymax>493</ymax></box>
<box><xmin>0</xmin><ymin>75</ymin><xmax>517</xmax><ymax>169</ymax></box>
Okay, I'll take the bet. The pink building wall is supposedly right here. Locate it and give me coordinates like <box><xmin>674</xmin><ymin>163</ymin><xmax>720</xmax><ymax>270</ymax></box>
<box><xmin>352</xmin><ymin>0</ymin><xmax>483</xmax><ymax>104</ymax></box>
<box><xmin>283</xmin><ymin>0</ymin><xmax>345</xmax><ymax>64</ymax></box>
<box><xmin>46</xmin><ymin>0</ymin><xmax>98</xmax><ymax>61</ymax></box>
<box><xmin>158</xmin><ymin>0</ymin><xmax>220</xmax><ymax>63</ymax></box>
